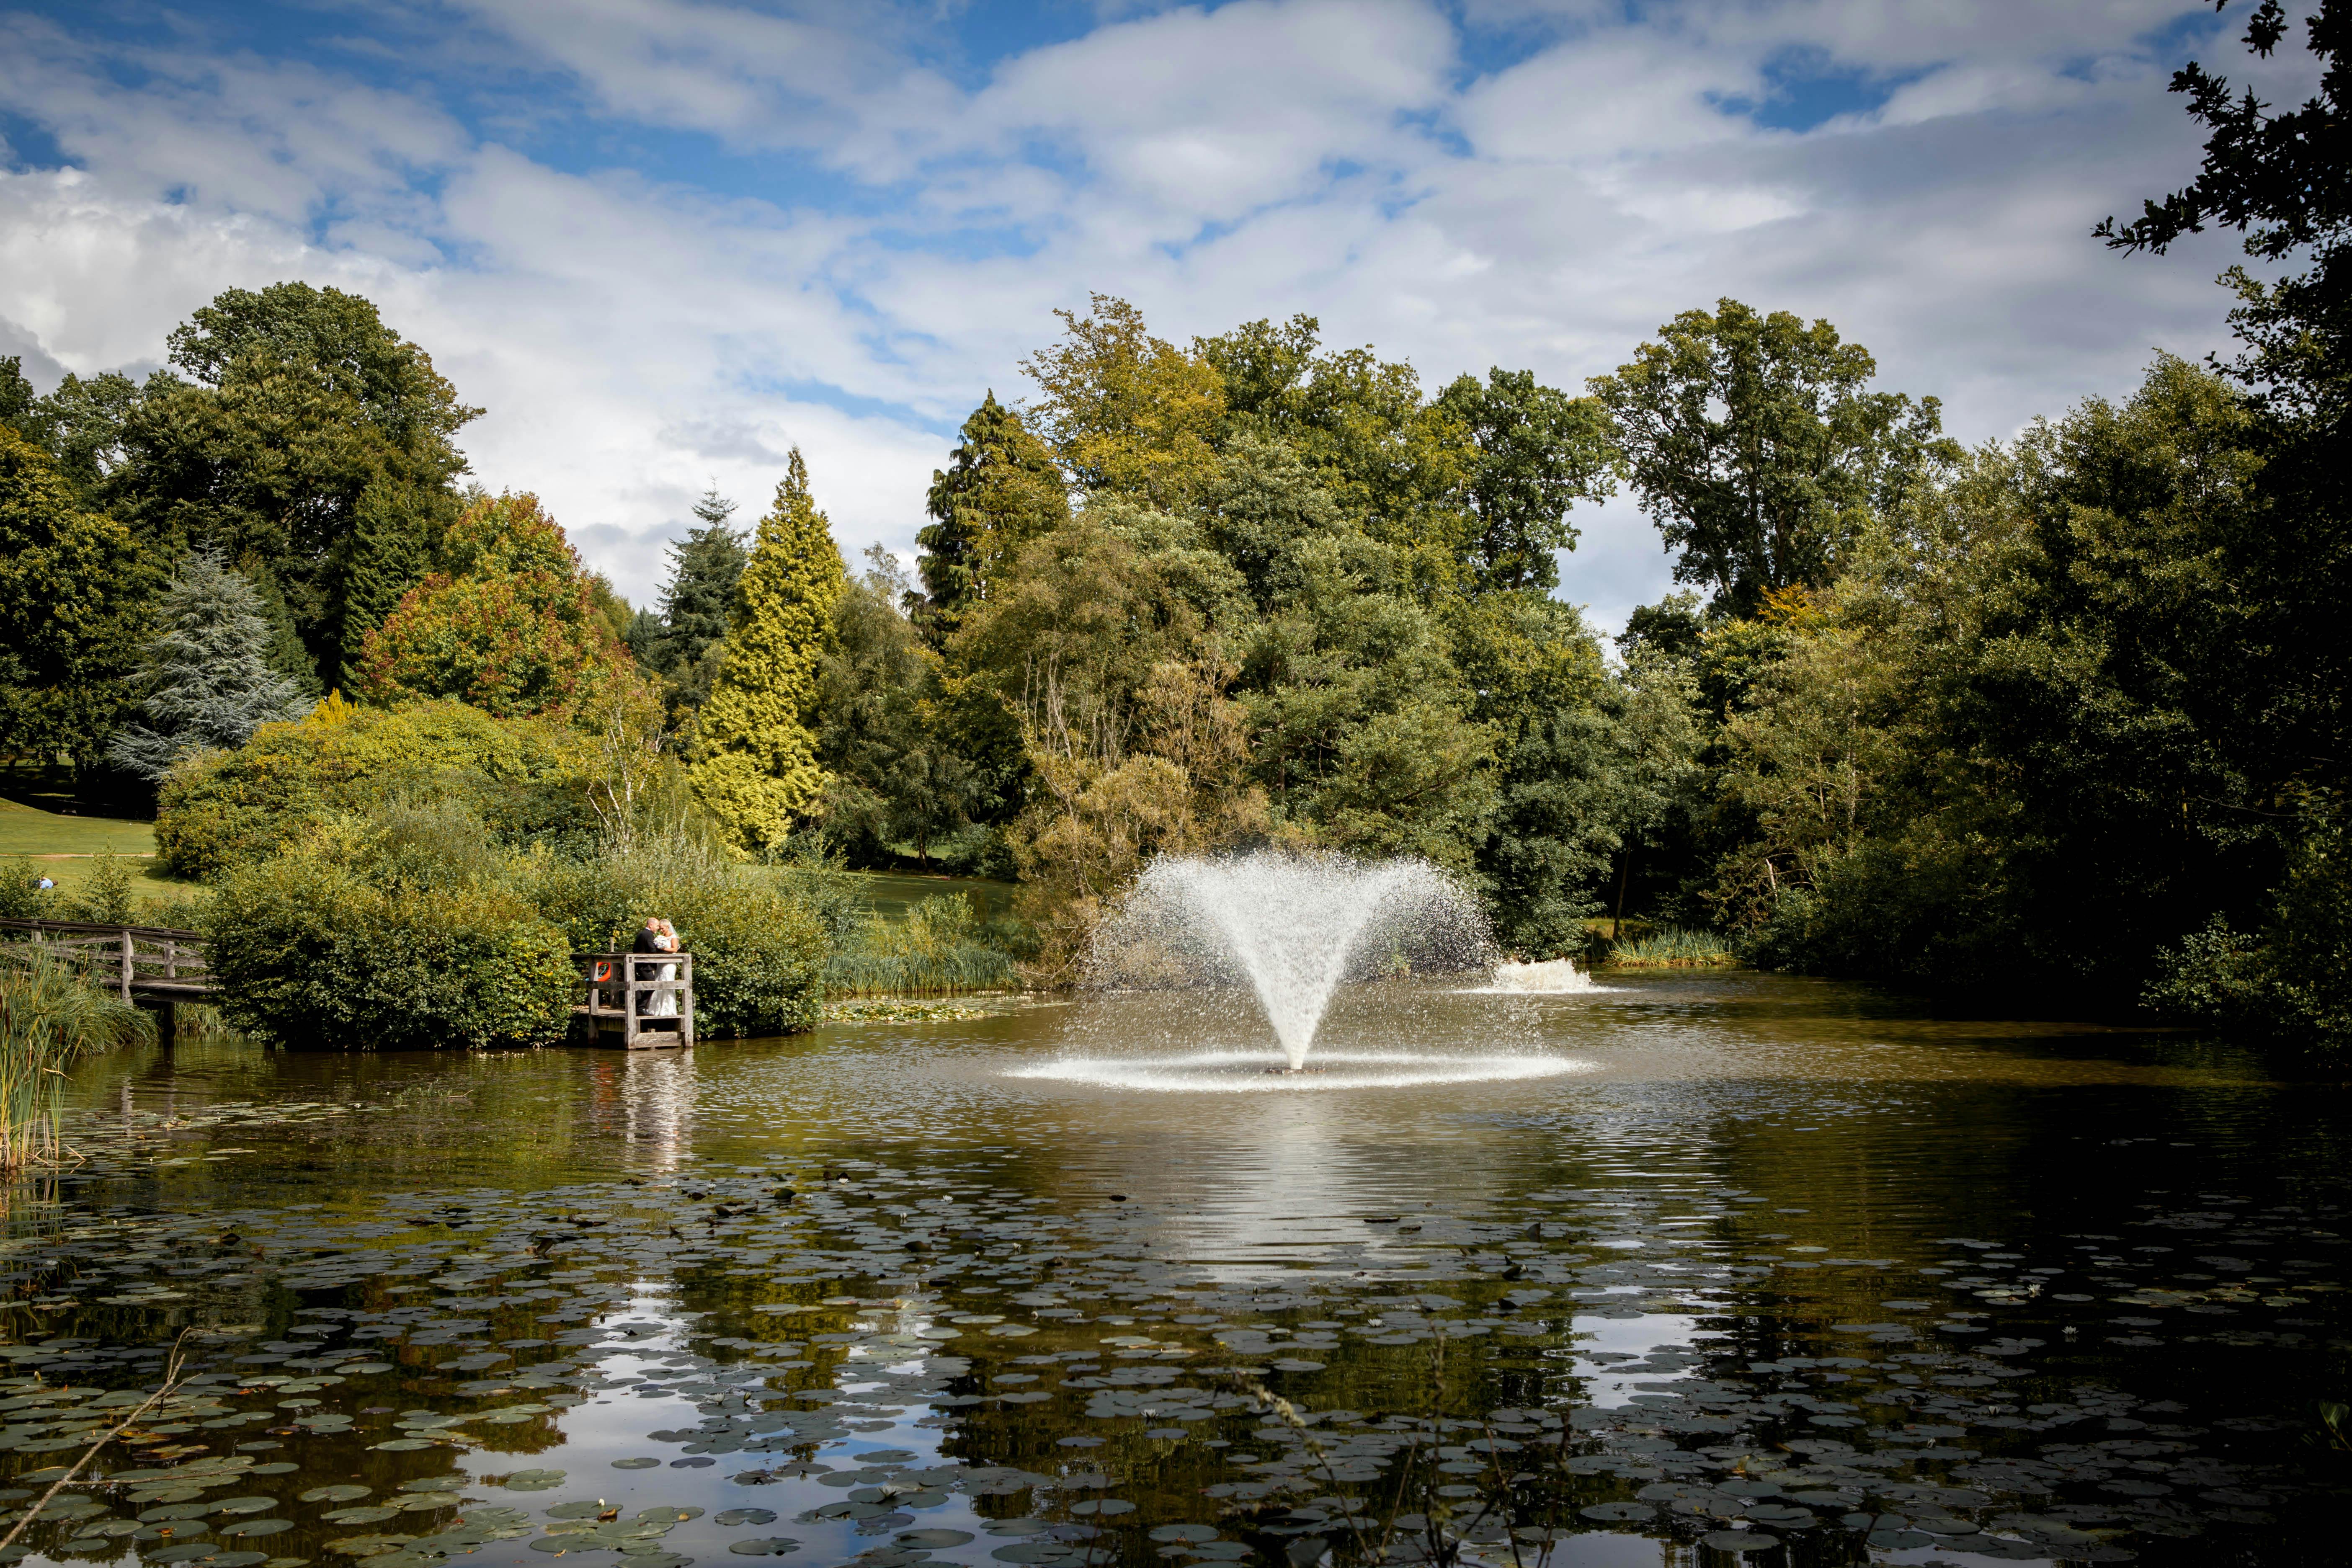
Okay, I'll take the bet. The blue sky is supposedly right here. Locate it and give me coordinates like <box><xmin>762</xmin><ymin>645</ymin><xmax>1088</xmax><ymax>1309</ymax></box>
<box><xmin>0</xmin><ymin>0</ymin><xmax>2285</xmax><ymax>628</ymax></box>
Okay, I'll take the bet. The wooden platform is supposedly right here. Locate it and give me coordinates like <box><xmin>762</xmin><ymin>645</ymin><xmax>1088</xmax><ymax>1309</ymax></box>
<box><xmin>573</xmin><ymin>952</ymin><xmax>696</xmax><ymax>1049</ymax></box>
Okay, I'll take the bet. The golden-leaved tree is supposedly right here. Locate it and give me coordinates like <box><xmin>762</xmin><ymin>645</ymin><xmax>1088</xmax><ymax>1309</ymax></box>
<box><xmin>691</xmin><ymin>449</ymin><xmax>846</xmax><ymax>850</ymax></box>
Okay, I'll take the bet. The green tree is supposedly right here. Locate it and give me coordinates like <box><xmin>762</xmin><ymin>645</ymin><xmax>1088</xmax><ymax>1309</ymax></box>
<box><xmin>1021</xmin><ymin>294</ymin><xmax>1226</xmax><ymax>508</ymax></box>
<box><xmin>654</xmin><ymin>488</ymin><xmax>748</xmax><ymax>672</ymax></box>
<box><xmin>691</xmin><ymin>449</ymin><xmax>846</xmax><ymax>850</ymax></box>
<box><xmin>913</xmin><ymin>393</ymin><xmax>1069</xmax><ymax>642</ymax></box>
<box><xmin>1199</xmin><ymin>315</ymin><xmax>1471</xmax><ymax>591</ymax></box>
<box><xmin>818</xmin><ymin>549</ymin><xmax>990</xmax><ymax>869</ymax></box>
<box><xmin>1431</xmin><ymin>368</ymin><xmax>1617</xmax><ymax>593</ymax></box>
<box><xmin>0</xmin><ymin>428</ymin><xmax>156</xmax><ymax>772</ymax></box>
<box><xmin>109</xmin><ymin>548</ymin><xmax>312</xmax><ymax>780</ymax></box>
<box><xmin>107</xmin><ymin>282</ymin><xmax>477</xmax><ymax>689</ymax></box>
<box><xmin>1590</xmin><ymin>298</ymin><xmax>1957</xmax><ymax>614</ymax></box>
<box><xmin>355</xmin><ymin>492</ymin><xmax>635</xmax><ymax>722</ymax></box>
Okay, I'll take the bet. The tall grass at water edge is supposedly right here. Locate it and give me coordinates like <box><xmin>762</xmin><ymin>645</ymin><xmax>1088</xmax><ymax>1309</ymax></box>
<box><xmin>0</xmin><ymin>950</ymin><xmax>154</xmax><ymax>1169</ymax></box>
<box><xmin>1604</xmin><ymin>926</ymin><xmax>1740</xmax><ymax>968</ymax></box>
<box><xmin>825</xmin><ymin>893</ymin><xmax>1019</xmax><ymax>998</ymax></box>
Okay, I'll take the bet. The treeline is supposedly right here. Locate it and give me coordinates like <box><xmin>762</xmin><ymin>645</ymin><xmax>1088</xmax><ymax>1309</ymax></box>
<box><xmin>2</xmin><ymin>4</ymin><xmax>2344</xmax><ymax>1045</ymax></box>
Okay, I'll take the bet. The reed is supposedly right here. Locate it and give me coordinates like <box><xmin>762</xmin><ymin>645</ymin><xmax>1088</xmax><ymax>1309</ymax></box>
<box><xmin>1604</xmin><ymin>926</ymin><xmax>1739</xmax><ymax>968</ymax></box>
<box><xmin>823</xmin><ymin>893</ymin><xmax>1018</xmax><ymax>998</ymax></box>
<box><xmin>0</xmin><ymin>949</ymin><xmax>155</xmax><ymax>1169</ymax></box>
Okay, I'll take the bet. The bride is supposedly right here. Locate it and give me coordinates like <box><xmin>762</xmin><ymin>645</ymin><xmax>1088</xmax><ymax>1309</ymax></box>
<box><xmin>648</xmin><ymin>919</ymin><xmax>680</xmax><ymax>1018</ymax></box>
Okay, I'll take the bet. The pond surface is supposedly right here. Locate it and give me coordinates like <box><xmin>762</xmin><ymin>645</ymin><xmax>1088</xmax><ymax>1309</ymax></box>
<box><xmin>6</xmin><ymin>971</ymin><xmax>2349</xmax><ymax>1568</ymax></box>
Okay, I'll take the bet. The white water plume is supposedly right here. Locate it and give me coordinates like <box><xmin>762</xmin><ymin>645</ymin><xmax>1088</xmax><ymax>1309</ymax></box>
<box><xmin>1483</xmin><ymin>959</ymin><xmax>1601</xmax><ymax>993</ymax></box>
<box><xmin>1087</xmin><ymin>851</ymin><xmax>1490</xmax><ymax>1070</ymax></box>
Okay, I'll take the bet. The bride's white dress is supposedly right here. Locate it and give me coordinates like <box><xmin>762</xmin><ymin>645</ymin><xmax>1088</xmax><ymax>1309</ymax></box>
<box><xmin>650</xmin><ymin>935</ymin><xmax>679</xmax><ymax>1018</ymax></box>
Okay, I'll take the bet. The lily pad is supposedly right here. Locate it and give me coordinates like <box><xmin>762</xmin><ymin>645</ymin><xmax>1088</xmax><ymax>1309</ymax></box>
<box><xmin>1698</xmin><ymin>1532</ymin><xmax>1777</xmax><ymax>1554</ymax></box>
<box><xmin>612</xmin><ymin>1457</ymin><xmax>661</xmax><ymax>1470</ymax></box>
<box><xmin>716</xmin><ymin>1510</ymin><xmax>777</xmax><ymax>1527</ymax></box>
<box><xmin>302</xmin><ymin>1486</ymin><xmax>374</xmax><ymax>1504</ymax></box>
<box><xmin>726</xmin><ymin>1538</ymin><xmax>801</xmax><ymax>1556</ymax></box>
<box><xmin>1579</xmin><ymin>1504</ymin><xmax>1653</xmax><ymax>1522</ymax></box>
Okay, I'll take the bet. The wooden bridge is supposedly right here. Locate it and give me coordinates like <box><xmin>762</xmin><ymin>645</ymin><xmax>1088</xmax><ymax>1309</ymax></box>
<box><xmin>0</xmin><ymin>918</ymin><xmax>213</xmax><ymax>1010</ymax></box>
<box><xmin>0</xmin><ymin>919</ymin><xmax>694</xmax><ymax>1048</ymax></box>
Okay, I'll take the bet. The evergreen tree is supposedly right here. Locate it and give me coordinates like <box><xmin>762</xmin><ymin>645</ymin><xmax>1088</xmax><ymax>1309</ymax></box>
<box><xmin>239</xmin><ymin>560</ymin><xmax>325</xmax><ymax>699</ymax></box>
<box><xmin>329</xmin><ymin>475</ymin><xmax>432</xmax><ymax>691</ymax></box>
<box><xmin>110</xmin><ymin>549</ymin><xmax>312</xmax><ymax>779</ymax></box>
<box><xmin>691</xmin><ymin>450</ymin><xmax>846</xmax><ymax>850</ymax></box>
<box><xmin>655</xmin><ymin>488</ymin><xmax>748</xmax><ymax>675</ymax></box>
<box><xmin>913</xmin><ymin>393</ymin><xmax>1068</xmax><ymax>642</ymax></box>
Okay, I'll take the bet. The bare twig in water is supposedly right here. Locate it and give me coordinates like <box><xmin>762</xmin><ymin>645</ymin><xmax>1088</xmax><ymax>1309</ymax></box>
<box><xmin>0</xmin><ymin>1331</ymin><xmax>192</xmax><ymax>1555</ymax></box>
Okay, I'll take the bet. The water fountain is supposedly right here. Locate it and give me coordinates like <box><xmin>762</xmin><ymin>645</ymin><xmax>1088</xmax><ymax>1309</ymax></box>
<box><xmin>1013</xmin><ymin>850</ymin><xmax>1595</xmax><ymax>1091</ymax></box>
<box><xmin>1094</xmin><ymin>851</ymin><xmax>1488</xmax><ymax>1071</ymax></box>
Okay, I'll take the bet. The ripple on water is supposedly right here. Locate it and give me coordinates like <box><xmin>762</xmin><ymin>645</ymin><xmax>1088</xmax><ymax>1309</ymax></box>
<box><xmin>1004</xmin><ymin>1048</ymin><xmax>1594</xmax><ymax>1091</ymax></box>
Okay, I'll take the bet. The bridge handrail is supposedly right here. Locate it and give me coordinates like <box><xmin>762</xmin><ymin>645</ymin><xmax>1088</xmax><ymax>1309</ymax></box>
<box><xmin>0</xmin><ymin>917</ymin><xmax>205</xmax><ymax>942</ymax></box>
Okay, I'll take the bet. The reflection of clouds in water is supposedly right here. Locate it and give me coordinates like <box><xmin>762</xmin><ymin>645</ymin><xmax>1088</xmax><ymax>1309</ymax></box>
<box><xmin>1570</xmin><ymin>1310</ymin><xmax>1712</xmax><ymax>1407</ymax></box>
<box><xmin>1007</xmin><ymin>1049</ymin><xmax>1591</xmax><ymax>1092</ymax></box>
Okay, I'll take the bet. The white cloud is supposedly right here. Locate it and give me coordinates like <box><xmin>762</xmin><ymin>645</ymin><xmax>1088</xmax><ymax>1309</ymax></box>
<box><xmin>0</xmin><ymin>0</ymin><xmax>2268</xmax><ymax>636</ymax></box>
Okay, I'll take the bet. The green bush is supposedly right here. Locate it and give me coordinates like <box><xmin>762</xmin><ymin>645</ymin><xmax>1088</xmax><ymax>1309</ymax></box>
<box><xmin>533</xmin><ymin>836</ymin><xmax>828</xmax><ymax>1038</ymax></box>
<box><xmin>59</xmin><ymin>855</ymin><xmax>135</xmax><ymax>926</ymax></box>
<box><xmin>0</xmin><ymin>856</ymin><xmax>50</xmax><ymax>923</ymax></box>
<box><xmin>205</xmin><ymin>844</ymin><xmax>574</xmax><ymax>1050</ymax></box>
<box><xmin>155</xmin><ymin>696</ymin><xmax>595</xmax><ymax>880</ymax></box>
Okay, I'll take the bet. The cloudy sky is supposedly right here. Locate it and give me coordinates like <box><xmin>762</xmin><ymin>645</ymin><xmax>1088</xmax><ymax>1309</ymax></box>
<box><xmin>0</xmin><ymin>1</ymin><xmax>2289</xmax><ymax>632</ymax></box>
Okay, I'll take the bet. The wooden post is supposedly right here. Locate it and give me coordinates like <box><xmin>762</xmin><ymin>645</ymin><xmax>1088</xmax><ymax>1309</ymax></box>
<box><xmin>625</xmin><ymin>954</ymin><xmax>640</xmax><ymax>1049</ymax></box>
<box><xmin>119</xmin><ymin>929</ymin><xmax>134</xmax><ymax>1006</ymax></box>
<box><xmin>681</xmin><ymin>954</ymin><xmax>695</xmax><ymax>1049</ymax></box>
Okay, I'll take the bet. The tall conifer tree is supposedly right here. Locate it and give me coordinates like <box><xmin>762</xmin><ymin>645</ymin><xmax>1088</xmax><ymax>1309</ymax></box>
<box><xmin>110</xmin><ymin>548</ymin><xmax>311</xmax><ymax>779</ymax></box>
<box><xmin>913</xmin><ymin>393</ymin><xmax>1067</xmax><ymax>642</ymax></box>
<box><xmin>655</xmin><ymin>487</ymin><xmax>748</xmax><ymax>674</ymax></box>
<box><xmin>690</xmin><ymin>451</ymin><xmax>845</xmax><ymax>849</ymax></box>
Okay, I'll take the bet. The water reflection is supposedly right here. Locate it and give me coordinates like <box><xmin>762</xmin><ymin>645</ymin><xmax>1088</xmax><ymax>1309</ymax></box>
<box><xmin>0</xmin><ymin>971</ymin><xmax>2337</xmax><ymax>1568</ymax></box>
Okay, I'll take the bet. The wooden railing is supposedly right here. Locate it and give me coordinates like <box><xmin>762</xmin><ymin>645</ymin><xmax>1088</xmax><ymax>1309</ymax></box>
<box><xmin>574</xmin><ymin>952</ymin><xmax>696</xmax><ymax>1050</ymax></box>
<box><xmin>0</xmin><ymin>918</ymin><xmax>212</xmax><ymax>1004</ymax></box>
<box><xmin>5</xmin><ymin>920</ymin><xmax>699</xmax><ymax>1050</ymax></box>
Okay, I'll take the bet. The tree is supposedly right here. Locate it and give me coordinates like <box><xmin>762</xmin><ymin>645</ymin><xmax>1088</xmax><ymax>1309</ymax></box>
<box><xmin>1021</xmin><ymin>294</ymin><xmax>1225</xmax><ymax>508</ymax></box>
<box><xmin>2099</xmin><ymin>0</ymin><xmax>2352</xmax><ymax>423</ymax></box>
<box><xmin>0</xmin><ymin>428</ymin><xmax>155</xmax><ymax>772</ymax></box>
<box><xmin>691</xmin><ymin>450</ymin><xmax>846</xmax><ymax>850</ymax></box>
<box><xmin>109</xmin><ymin>548</ymin><xmax>311</xmax><ymax>780</ymax></box>
<box><xmin>818</xmin><ymin>549</ymin><xmax>991</xmax><ymax>868</ymax></box>
<box><xmin>1431</xmin><ymin>368</ymin><xmax>1617</xmax><ymax>593</ymax></box>
<box><xmin>1590</xmin><ymin>299</ymin><xmax>1957</xmax><ymax>614</ymax></box>
<box><xmin>2097</xmin><ymin>0</ymin><xmax>2352</xmax><ymax>1046</ymax></box>
<box><xmin>913</xmin><ymin>394</ymin><xmax>1069</xmax><ymax>642</ymax></box>
<box><xmin>355</xmin><ymin>492</ymin><xmax>634</xmax><ymax>722</ymax></box>
<box><xmin>654</xmin><ymin>489</ymin><xmax>748</xmax><ymax>672</ymax></box>
<box><xmin>1199</xmin><ymin>315</ymin><xmax>1473</xmax><ymax>591</ymax></box>
<box><xmin>107</xmin><ymin>282</ymin><xmax>478</xmax><ymax>689</ymax></box>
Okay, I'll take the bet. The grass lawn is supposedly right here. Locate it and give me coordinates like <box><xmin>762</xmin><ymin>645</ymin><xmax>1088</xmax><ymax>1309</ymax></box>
<box><xmin>0</xmin><ymin>795</ymin><xmax>204</xmax><ymax>915</ymax></box>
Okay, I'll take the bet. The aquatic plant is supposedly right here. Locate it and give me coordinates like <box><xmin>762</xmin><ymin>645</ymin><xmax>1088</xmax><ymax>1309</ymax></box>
<box><xmin>1604</xmin><ymin>925</ymin><xmax>1737</xmax><ymax>967</ymax></box>
<box><xmin>0</xmin><ymin>949</ymin><xmax>154</xmax><ymax>1168</ymax></box>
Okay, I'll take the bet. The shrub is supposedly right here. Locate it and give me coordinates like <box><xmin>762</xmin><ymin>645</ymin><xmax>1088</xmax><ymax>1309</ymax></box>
<box><xmin>0</xmin><ymin>856</ymin><xmax>50</xmax><ymax>923</ymax></box>
<box><xmin>155</xmin><ymin>696</ymin><xmax>594</xmax><ymax>881</ymax></box>
<box><xmin>205</xmin><ymin>849</ymin><xmax>574</xmax><ymax>1050</ymax></box>
<box><xmin>1</xmin><ymin>949</ymin><xmax>154</xmax><ymax>1167</ymax></box>
<box><xmin>60</xmin><ymin>855</ymin><xmax>136</xmax><ymax>926</ymax></box>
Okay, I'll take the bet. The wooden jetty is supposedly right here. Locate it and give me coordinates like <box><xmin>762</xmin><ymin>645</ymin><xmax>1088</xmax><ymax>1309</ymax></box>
<box><xmin>2</xmin><ymin>919</ymin><xmax>696</xmax><ymax>1047</ymax></box>
<box><xmin>573</xmin><ymin>952</ymin><xmax>695</xmax><ymax>1050</ymax></box>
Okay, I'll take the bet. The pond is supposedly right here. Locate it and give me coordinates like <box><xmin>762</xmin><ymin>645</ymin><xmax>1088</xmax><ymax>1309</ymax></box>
<box><xmin>5</xmin><ymin>970</ymin><xmax>2346</xmax><ymax>1568</ymax></box>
